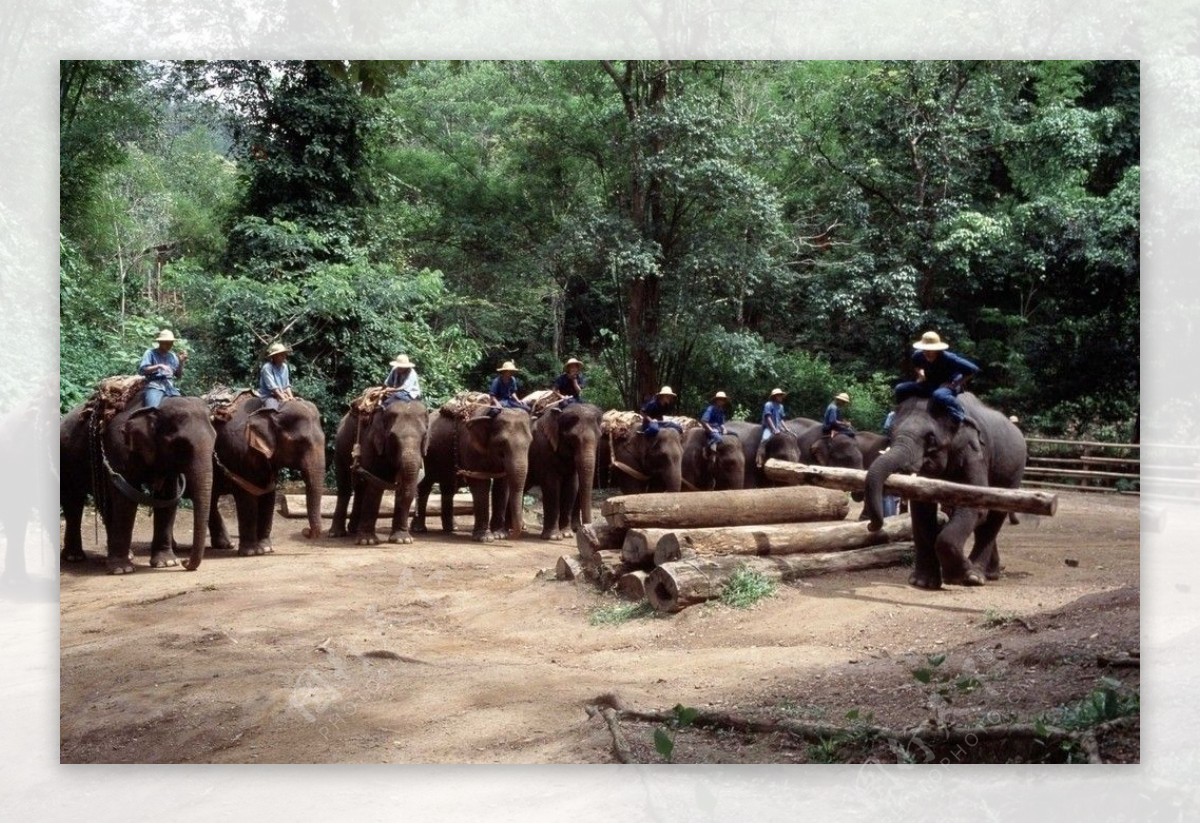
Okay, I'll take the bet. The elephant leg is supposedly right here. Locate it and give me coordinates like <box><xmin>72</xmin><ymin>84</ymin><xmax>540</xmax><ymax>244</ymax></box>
<box><xmin>105</xmin><ymin>496</ymin><xmax>137</xmax><ymax>575</ymax></box>
<box><xmin>936</xmin><ymin>506</ymin><xmax>985</xmax><ymax>586</ymax></box>
<box><xmin>559</xmin><ymin>473</ymin><xmax>579</xmax><ymax>537</ymax></box>
<box><xmin>439</xmin><ymin>481</ymin><xmax>456</xmax><ymax>533</ymax></box>
<box><xmin>489</xmin><ymin>479</ymin><xmax>510</xmax><ymax>539</ymax></box>
<box><xmin>540</xmin><ymin>476</ymin><xmax>562</xmax><ymax>540</ymax></box>
<box><xmin>468</xmin><ymin>478</ymin><xmax>493</xmax><ymax>541</ymax></box>
<box><xmin>330</xmin><ymin>460</ymin><xmax>353</xmax><ymax>537</ymax></box>
<box><xmin>969</xmin><ymin>510</ymin><xmax>1008</xmax><ymax>580</ymax></box>
<box><xmin>233</xmin><ymin>488</ymin><xmax>265</xmax><ymax>556</ymax></box>
<box><xmin>208</xmin><ymin>492</ymin><xmax>234</xmax><ymax>550</ymax></box>
<box><xmin>60</xmin><ymin>485</ymin><xmax>88</xmax><ymax>563</ymax></box>
<box><xmin>355</xmin><ymin>484</ymin><xmax>384</xmax><ymax>546</ymax></box>
<box><xmin>908</xmin><ymin>501</ymin><xmax>943</xmax><ymax>590</ymax></box>
<box><xmin>149</xmin><ymin>504</ymin><xmax>181</xmax><ymax>568</ymax></box>
<box><xmin>411</xmin><ymin>474</ymin><xmax>434</xmax><ymax>534</ymax></box>
<box><xmin>388</xmin><ymin>479</ymin><xmax>418</xmax><ymax>545</ymax></box>
<box><xmin>255</xmin><ymin>491</ymin><xmax>276</xmax><ymax>553</ymax></box>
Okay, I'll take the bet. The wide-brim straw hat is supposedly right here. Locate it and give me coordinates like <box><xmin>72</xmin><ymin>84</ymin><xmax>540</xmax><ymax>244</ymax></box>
<box><xmin>390</xmin><ymin>354</ymin><xmax>416</xmax><ymax>368</ymax></box>
<box><xmin>266</xmin><ymin>342</ymin><xmax>291</xmax><ymax>357</ymax></box>
<box><xmin>769</xmin><ymin>388</ymin><xmax>787</xmax><ymax>398</ymax></box>
<box><xmin>712</xmin><ymin>391</ymin><xmax>729</xmax><ymax>401</ymax></box>
<box><xmin>657</xmin><ymin>386</ymin><xmax>677</xmax><ymax>397</ymax></box>
<box><xmin>496</xmin><ymin>360</ymin><xmax>519</xmax><ymax>372</ymax></box>
<box><xmin>912</xmin><ymin>331</ymin><xmax>949</xmax><ymax>351</ymax></box>
<box><xmin>835</xmin><ymin>392</ymin><xmax>851</xmax><ymax>403</ymax></box>
<box><xmin>154</xmin><ymin>329</ymin><xmax>176</xmax><ymax>342</ymax></box>
<box><xmin>564</xmin><ymin>358</ymin><xmax>583</xmax><ymax>368</ymax></box>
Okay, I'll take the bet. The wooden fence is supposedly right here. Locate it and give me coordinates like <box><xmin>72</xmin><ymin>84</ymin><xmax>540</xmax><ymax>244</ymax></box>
<box><xmin>1022</xmin><ymin>437</ymin><xmax>1200</xmax><ymax>500</ymax></box>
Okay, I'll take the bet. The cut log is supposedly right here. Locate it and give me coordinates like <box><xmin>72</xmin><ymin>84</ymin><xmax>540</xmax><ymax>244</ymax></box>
<box><xmin>652</xmin><ymin>514</ymin><xmax>935</xmax><ymax>565</ymax></box>
<box><xmin>584</xmin><ymin>549</ymin><xmax>625</xmax><ymax>591</ymax></box>
<box><xmin>279</xmin><ymin>493</ymin><xmax>474</xmax><ymax>519</ymax></box>
<box><xmin>601</xmin><ymin>486</ymin><xmax>849</xmax><ymax>529</ymax></box>
<box><xmin>617</xmin><ymin>571</ymin><xmax>650</xmax><ymax>601</ymax></box>
<box><xmin>575</xmin><ymin>523</ymin><xmax>628</xmax><ymax>565</ymax></box>
<box><xmin>556</xmin><ymin>556</ymin><xmax>584</xmax><ymax>581</ymax></box>
<box><xmin>646</xmin><ymin>544</ymin><xmax>912</xmax><ymax>613</ymax></box>
<box><xmin>763</xmin><ymin>460</ymin><xmax>1058</xmax><ymax>517</ymax></box>
<box><xmin>621</xmin><ymin>528</ymin><xmax>677</xmax><ymax>565</ymax></box>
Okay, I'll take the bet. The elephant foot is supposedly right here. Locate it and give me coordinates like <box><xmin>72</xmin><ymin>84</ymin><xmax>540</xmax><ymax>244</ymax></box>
<box><xmin>410</xmin><ymin>521</ymin><xmax>428</xmax><ymax>534</ymax></box>
<box><xmin>301</xmin><ymin>526</ymin><xmax>322</xmax><ymax>540</ymax></box>
<box><xmin>490</xmin><ymin>529</ymin><xmax>511</xmax><ymax>541</ymax></box>
<box><xmin>560</xmin><ymin>528</ymin><xmax>574</xmax><ymax>539</ymax></box>
<box><xmin>387</xmin><ymin>530</ymin><xmax>414</xmax><ymax>545</ymax></box>
<box><xmin>943</xmin><ymin>569</ymin><xmax>987</xmax><ymax>587</ymax></box>
<box><xmin>211</xmin><ymin>535</ymin><xmax>234</xmax><ymax>550</ymax></box>
<box><xmin>328</xmin><ymin>525</ymin><xmax>348</xmax><ymax>538</ymax></box>
<box><xmin>149</xmin><ymin>550</ymin><xmax>180</xmax><ymax>568</ymax></box>
<box><xmin>355</xmin><ymin>533</ymin><xmax>380</xmax><ymax>546</ymax></box>
<box><xmin>540</xmin><ymin>530</ymin><xmax>563</xmax><ymax>541</ymax></box>
<box><xmin>106</xmin><ymin>556</ymin><xmax>135</xmax><ymax>575</ymax></box>
<box><xmin>908</xmin><ymin>572</ymin><xmax>942</xmax><ymax>590</ymax></box>
<box><xmin>61</xmin><ymin>547</ymin><xmax>88</xmax><ymax>563</ymax></box>
<box><xmin>472</xmin><ymin>529</ymin><xmax>494</xmax><ymax>542</ymax></box>
<box><xmin>237</xmin><ymin>542</ymin><xmax>267</xmax><ymax>557</ymax></box>
<box><xmin>985</xmin><ymin>570</ymin><xmax>1002</xmax><ymax>581</ymax></box>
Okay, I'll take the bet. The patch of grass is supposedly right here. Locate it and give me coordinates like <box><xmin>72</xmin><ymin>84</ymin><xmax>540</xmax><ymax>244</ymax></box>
<box><xmin>777</xmin><ymin>701</ymin><xmax>827</xmax><ymax>720</ymax></box>
<box><xmin>653</xmin><ymin>704</ymin><xmax>699</xmax><ymax>763</ymax></box>
<box><xmin>806</xmin><ymin>736</ymin><xmax>843</xmax><ymax>763</ymax></box>
<box><xmin>589</xmin><ymin>601</ymin><xmax>655</xmax><ymax>626</ymax></box>
<box><xmin>718</xmin><ymin>566</ymin><xmax>778</xmax><ymax>609</ymax></box>
<box><xmin>981</xmin><ymin>608</ymin><xmax>1017</xmax><ymax>628</ymax></box>
<box><xmin>1041</xmin><ymin>677</ymin><xmax>1140</xmax><ymax>731</ymax></box>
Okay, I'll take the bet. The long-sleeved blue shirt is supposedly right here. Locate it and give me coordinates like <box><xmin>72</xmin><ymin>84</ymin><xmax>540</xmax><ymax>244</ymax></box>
<box><xmin>911</xmin><ymin>349</ymin><xmax>979</xmax><ymax>388</ymax></box>
<box><xmin>138</xmin><ymin>348</ymin><xmax>182</xmax><ymax>390</ymax></box>
<box><xmin>553</xmin><ymin>371</ymin><xmax>586</xmax><ymax>399</ymax></box>
<box><xmin>259</xmin><ymin>361</ymin><xmax>291</xmax><ymax>396</ymax></box>
<box><xmin>823</xmin><ymin>401</ymin><xmax>850</xmax><ymax>431</ymax></box>
<box><xmin>700</xmin><ymin>403</ymin><xmax>727</xmax><ymax>430</ymax></box>
<box><xmin>762</xmin><ymin>400</ymin><xmax>786</xmax><ymax>433</ymax></box>
<box><xmin>490</xmin><ymin>374</ymin><xmax>521</xmax><ymax>402</ymax></box>
<box><xmin>641</xmin><ymin>397</ymin><xmax>675</xmax><ymax>420</ymax></box>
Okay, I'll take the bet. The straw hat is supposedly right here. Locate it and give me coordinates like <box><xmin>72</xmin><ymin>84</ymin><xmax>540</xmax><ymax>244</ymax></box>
<box><xmin>912</xmin><ymin>331</ymin><xmax>949</xmax><ymax>351</ymax></box>
<box><xmin>390</xmin><ymin>354</ymin><xmax>416</xmax><ymax>368</ymax></box>
<box><xmin>154</xmin><ymin>329</ymin><xmax>176</xmax><ymax>342</ymax></box>
<box><xmin>266</xmin><ymin>342</ymin><xmax>291</xmax><ymax>358</ymax></box>
<box><xmin>834</xmin><ymin>392</ymin><xmax>851</xmax><ymax>403</ymax></box>
<box><xmin>769</xmin><ymin>388</ymin><xmax>786</xmax><ymax>398</ymax></box>
<box><xmin>564</xmin><ymin>358</ymin><xmax>583</xmax><ymax>368</ymax></box>
<box><xmin>496</xmin><ymin>360</ymin><xmax>519</xmax><ymax>373</ymax></box>
<box><xmin>712</xmin><ymin>391</ymin><xmax>729</xmax><ymax>401</ymax></box>
<box><xmin>656</xmin><ymin>386</ymin><xmax>677</xmax><ymax>397</ymax></box>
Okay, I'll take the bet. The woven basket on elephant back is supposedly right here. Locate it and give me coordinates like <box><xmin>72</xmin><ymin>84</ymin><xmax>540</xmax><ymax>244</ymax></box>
<box><xmin>438</xmin><ymin>391</ymin><xmax>493</xmax><ymax>421</ymax></box>
<box><xmin>83</xmin><ymin>376</ymin><xmax>147</xmax><ymax>427</ymax></box>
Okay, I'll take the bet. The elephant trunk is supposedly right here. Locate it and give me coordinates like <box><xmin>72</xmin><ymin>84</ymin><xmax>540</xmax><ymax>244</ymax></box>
<box><xmin>662</xmin><ymin>459</ymin><xmax>683</xmax><ymax>494</ymax></box>
<box><xmin>506</xmin><ymin>455</ymin><xmax>529</xmax><ymax>539</ymax></box>
<box><xmin>301</xmin><ymin>453</ymin><xmax>325</xmax><ymax>540</ymax></box>
<box><xmin>863</xmin><ymin>436</ymin><xmax>919</xmax><ymax>532</ymax></box>
<box><xmin>184</xmin><ymin>451</ymin><xmax>213</xmax><ymax>571</ymax></box>
<box><xmin>576</xmin><ymin>445</ymin><xmax>596</xmax><ymax>525</ymax></box>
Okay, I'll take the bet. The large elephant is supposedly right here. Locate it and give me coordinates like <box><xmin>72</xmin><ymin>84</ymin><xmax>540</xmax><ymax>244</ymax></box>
<box><xmin>331</xmin><ymin>399</ymin><xmax>428</xmax><ymax>545</ymax></box>
<box><xmin>208</xmin><ymin>396</ymin><xmax>326</xmax><ymax>555</ymax></box>
<box><xmin>680</xmin><ymin>428</ymin><xmax>745</xmax><ymax>491</ymax></box>
<box><xmin>60</xmin><ymin>394</ymin><xmax>215</xmax><ymax>574</ymax></box>
<box><xmin>596</xmin><ymin>425</ymin><xmax>684</xmax><ymax>494</ymax></box>
<box><xmin>526</xmin><ymin>402</ymin><xmax>602</xmax><ymax>540</ymax></box>
<box><xmin>863</xmin><ymin>392</ymin><xmax>1026</xmax><ymax>589</ymax></box>
<box><xmin>415</xmin><ymin>406</ymin><xmax>531</xmax><ymax>541</ymax></box>
<box><xmin>723</xmin><ymin>421</ymin><xmax>802</xmax><ymax>488</ymax></box>
<box><xmin>795</xmin><ymin>423</ymin><xmax>889</xmax><ymax>507</ymax></box>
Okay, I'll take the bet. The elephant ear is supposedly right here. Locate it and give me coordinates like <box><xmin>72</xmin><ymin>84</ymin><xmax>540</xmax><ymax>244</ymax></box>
<box><xmin>542</xmin><ymin>407</ymin><xmax>563</xmax><ymax>452</ymax></box>
<box><xmin>246</xmin><ymin>408</ymin><xmax>277</xmax><ymax>459</ymax></box>
<box><xmin>811</xmin><ymin>437</ymin><xmax>830</xmax><ymax>466</ymax></box>
<box><xmin>121</xmin><ymin>407</ymin><xmax>159</xmax><ymax>458</ymax></box>
<box><xmin>369</xmin><ymin>413</ymin><xmax>387</xmax><ymax>458</ymax></box>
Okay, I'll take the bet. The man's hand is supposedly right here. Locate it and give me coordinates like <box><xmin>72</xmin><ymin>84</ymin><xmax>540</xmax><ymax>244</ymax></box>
<box><xmin>916</xmin><ymin>368</ymin><xmax>926</xmax><ymax>381</ymax></box>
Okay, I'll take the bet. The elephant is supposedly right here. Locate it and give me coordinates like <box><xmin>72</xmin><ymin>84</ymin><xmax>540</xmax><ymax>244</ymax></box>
<box><xmin>414</xmin><ymin>405</ymin><xmax>532</xmax><ymax>542</ymax></box>
<box><xmin>60</xmin><ymin>393</ymin><xmax>216</xmax><ymax>574</ymax></box>
<box><xmin>208</xmin><ymin>396</ymin><xmax>326</xmax><ymax>555</ymax></box>
<box><xmin>680</xmin><ymin>427</ymin><xmax>745</xmax><ymax>491</ymax></box>
<box><xmin>863</xmin><ymin>392</ymin><xmax>1027</xmax><ymax>589</ymax></box>
<box><xmin>596</xmin><ymin>424</ymin><xmax>684</xmax><ymax>494</ymax></box>
<box><xmin>0</xmin><ymin>385</ymin><xmax>58</xmax><ymax>592</ymax></box>
<box><xmin>331</xmin><ymin>398</ymin><xmax>428</xmax><ymax>545</ymax></box>
<box><xmin>795</xmin><ymin>423</ymin><xmax>890</xmax><ymax>507</ymax></box>
<box><xmin>723</xmin><ymin>421</ymin><xmax>802</xmax><ymax>488</ymax></box>
<box><xmin>525</xmin><ymin>402</ymin><xmax>602</xmax><ymax>540</ymax></box>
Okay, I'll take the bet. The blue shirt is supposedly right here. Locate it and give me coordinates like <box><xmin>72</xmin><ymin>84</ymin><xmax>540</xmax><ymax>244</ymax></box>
<box><xmin>882</xmin><ymin>410</ymin><xmax>896</xmax><ymax>436</ymax></box>
<box><xmin>823</xmin><ymin>402</ymin><xmax>849</xmax><ymax>431</ymax></box>
<box><xmin>762</xmin><ymin>400</ymin><xmax>786</xmax><ymax>432</ymax></box>
<box><xmin>641</xmin><ymin>397</ymin><xmax>675</xmax><ymax>420</ymax></box>
<box><xmin>139</xmin><ymin>348</ymin><xmax>182</xmax><ymax>390</ymax></box>
<box><xmin>259</xmin><ymin>361</ymin><xmax>291</xmax><ymax>395</ymax></box>
<box><xmin>385</xmin><ymin>367</ymin><xmax>421</xmax><ymax>398</ymax></box>
<box><xmin>490</xmin><ymin>375</ymin><xmax>521</xmax><ymax>402</ymax></box>
<box><xmin>700</xmin><ymin>403</ymin><xmax>727</xmax><ymax>429</ymax></box>
<box><xmin>553</xmin><ymin>371</ymin><xmax>585</xmax><ymax>399</ymax></box>
<box><xmin>911</xmin><ymin>349</ymin><xmax>979</xmax><ymax>388</ymax></box>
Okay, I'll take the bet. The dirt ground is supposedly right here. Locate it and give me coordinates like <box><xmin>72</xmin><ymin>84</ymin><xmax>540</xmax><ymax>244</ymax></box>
<box><xmin>59</xmin><ymin>490</ymin><xmax>1139</xmax><ymax>764</ymax></box>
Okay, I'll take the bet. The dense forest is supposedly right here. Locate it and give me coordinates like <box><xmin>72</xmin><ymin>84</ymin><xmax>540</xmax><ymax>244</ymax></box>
<box><xmin>59</xmin><ymin>59</ymin><xmax>1139</xmax><ymax>440</ymax></box>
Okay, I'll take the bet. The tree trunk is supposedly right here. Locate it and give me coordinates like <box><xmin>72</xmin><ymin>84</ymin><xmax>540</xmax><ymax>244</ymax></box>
<box><xmin>280</xmin><ymin>492</ymin><xmax>473</xmax><ymax>519</ymax></box>
<box><xmin>601</xmin><ymin>486</ymin><xmax>849</xmax><ymax>529</ymax></box>
<box><xmin>652</xmin><ymin>515</ymin><xmax>921</xmax><ymax>564</ymax></box>
<box><xmin>620</xmin><ymin>527</ymin><xmax>677</xmax><ymax>564</ymax></box>
<box><xmin>764</xmin><ymin>460</ymin><xmax>1057</xmax><ymax>517</ymax></box>
<box><xmin>575</xmin><ymin>522</ymin><xmax>627</xmax><ymax>564</ymax></box>
<box><xmin>646</xmin><ymin>545</ymin><xmax>913</xmax><ymax>613</ymax></box>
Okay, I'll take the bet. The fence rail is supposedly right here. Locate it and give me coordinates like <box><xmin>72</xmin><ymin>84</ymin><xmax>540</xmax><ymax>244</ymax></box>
<box><xmin>1022</xmin><ymin>436</ymin><xmax>1141</xmax><ymax>496</ymax></box>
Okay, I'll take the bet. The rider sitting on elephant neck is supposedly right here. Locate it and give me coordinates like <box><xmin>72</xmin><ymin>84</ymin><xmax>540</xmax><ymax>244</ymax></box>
<box><xmin>893</xmin><ymin>331</ymin><xmax>980</xmax><ymax>427</ymax></box>
<box><xmin>552</xmin><ymin>358</ymin><xmax>586</xmax><ymax>404</ymax></box>
<box><xmin>757</xmin><ymin>388</ymin><xmax>791</xmax><ymax>467</ymax></box>
<box><xmin>640</xmin><ymin>386</ymin><xmax>682</xmax><ymax>436</ymax></box>
<box><xmin>383</xmin><ymin>353</ymin><xmax>421</xmax><ymax>405</ymax></box>
<box><xmin>700</xmin><ymin>391</ymin><xmax>730</xmax><ymax>451</ymax></box>
<box><xmin>139</xmin><ymin>328</ymin><xmax>187</xmax><ymax>409</ymax></box>
<box><xmin>822</xmin><ymin>392</ymin><xmax>856</xmax><ymax>438</ymax></box>
<box><xmin>259</xmin><ymin>342</ymin><xmax>295</xmax><ymax>411</ymax></box>
<box><xmin>490</xmin><ymin>361</ymin><xmax>531</xmax><ymax>412</ymax></box>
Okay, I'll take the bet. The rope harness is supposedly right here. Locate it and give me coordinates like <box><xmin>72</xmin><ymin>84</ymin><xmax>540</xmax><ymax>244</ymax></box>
<box><xmin>350</xmin><ymin>409</ymin><xmax>404</xmax><ymax>492</ymax></box>
<box><xmin>88</xmin><ymin>410</ymin><xmax>186</xmax><ymax>510</ymax></box>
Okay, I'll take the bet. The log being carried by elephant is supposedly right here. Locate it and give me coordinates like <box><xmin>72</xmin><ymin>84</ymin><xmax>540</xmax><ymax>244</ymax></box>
<box><xmin>861</xmin><ymin>391</ymin><xmax>1028</xmax><ymax>589</ymax></box>
<box><xmin>60</xmin><ymin>377</ymin><xmax>216</xmax><ymax>574</ymax></box>
<box><xmin>206</xmin><ymin>389</ymin><xmax>326</xmax><ymax>555</ymax></box>
<box><xmin>331</xmin><ymin>388</ymin><xmax>428</xmax><ymax>545</ymax></box>
<box><xmin>525</xmin><ymin>399</ymin><xmax>602</xmax><ymax>540</ymax></box>
<box><xmin>415</xmin><ymin>393</ymin><xmax>531</xmax><ymax>542</ymax></box>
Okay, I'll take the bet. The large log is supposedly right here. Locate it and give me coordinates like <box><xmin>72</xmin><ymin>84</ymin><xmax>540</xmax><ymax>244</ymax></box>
<box><xmin>279</xmin><ymin>492</ymin><xmax>474</xmax><ymax>519</ymax></box>
<box><xmin>555</xmin><ymin>556</ymin><xmax>584</xmax><ymax>581</ymax></box>
<box><xmin>617</xmin><ymin>571</ymin><xmax>650</xmax><ymax>601</ymax></box>
<box><xmin>601</xmin><ymin>486</ymin><xmax>849</xmax><ymax>529</ymax></box>
<box><xmin>763</xmin><ymin>460</ymin><xmax>1058</xmax><ymax>517</ymax></box>
<box><xmin>584</xmin><ymin>549</ymin><xmax>625</xmax><ymax>591</ymax></box>
<box><xmin>575</xmin><ymin>523</ymin><xmax>628</xmax><ymax>565</ymax></box>
<box><xmin>652</xmin><ymin>515</ymin><xmax>924</xmax><ymax>565</ymax></box>
<box><xmin>621</xmin><ymin>528</ymin><xmax>678</xmax><ymax>565</ymax></box>
<box><xmin>646</xmin><ymin>545</ymin><xmax>912</xmax><ymax>613</ymax></box>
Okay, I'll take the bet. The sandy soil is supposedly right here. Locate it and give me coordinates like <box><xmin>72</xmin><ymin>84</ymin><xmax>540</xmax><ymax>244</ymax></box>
<box><xmin>59</xmin><ymin>490</ymin><xmax>1139</xmax><ymax>763</ymax></box>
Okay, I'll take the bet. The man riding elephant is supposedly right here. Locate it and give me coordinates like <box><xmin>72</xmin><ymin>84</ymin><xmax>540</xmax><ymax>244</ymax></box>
<box><xmin>894</xmin><ymin>331</ymin><xmax>980</xmax><ymax>429</ymax></box>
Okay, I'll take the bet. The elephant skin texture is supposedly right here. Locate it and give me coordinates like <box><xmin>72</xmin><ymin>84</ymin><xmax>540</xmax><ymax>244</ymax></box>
<box><xmin>680</xmin><ymin>428</ymin><xmax>745</xmax><ymax>491</ymax></box>
<box><xmin>724</xmin><ymin>421</ymin><xmax>801</xmax><ymax>489</ymax></box>
<box><xmin>596</xmin><ymin>425</ymin><xmax>684</xmax><ymax>494</ymax></box>
<box><xmin>526</xmin><ymin>402</ymin><xmax>601</xmax><ymax>540</ymax></box>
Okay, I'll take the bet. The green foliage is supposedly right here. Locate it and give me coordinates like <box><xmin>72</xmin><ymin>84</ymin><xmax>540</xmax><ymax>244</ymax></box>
<box><xmin>718</xmin><ymin>566</ymin><xmax>778</xmax><ymax>609</ymax></box>
<box><xmin>588</xmin><ymin>601</ymin><xmax>656</xmax><ymax>626</ymax></box>
<box><xmin>1041</xmin><ymin>677</ymin><xmax>1140</xmax><ymax>731</ymax></box>
<box><xmin>653</xmin><ymin>704</ymin><xmax>699</xmax><ymax>762</ymax></box>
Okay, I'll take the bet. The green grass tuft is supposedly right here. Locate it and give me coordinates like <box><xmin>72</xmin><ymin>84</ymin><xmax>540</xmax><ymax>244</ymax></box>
<box><xmin>718</xmin><ymin>566</ymin><xmax>778</xmax><ymax>609</ymax></box>
<box><xmin>589</xmin><ymin>601</ymin><xmax>656</xmax><ymax>626</ymax></box>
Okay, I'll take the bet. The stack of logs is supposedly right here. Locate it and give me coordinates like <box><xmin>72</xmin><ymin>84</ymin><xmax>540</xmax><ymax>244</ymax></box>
<box><xmin>557</xmin><ymin>459</ymin><xmax>1059</xmax><ymax>613</ymax></box>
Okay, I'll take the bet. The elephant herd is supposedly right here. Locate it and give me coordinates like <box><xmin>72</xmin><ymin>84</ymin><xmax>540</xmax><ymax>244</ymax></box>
<box><xmin>58</xmin><ymin>385</ymin><xmax>1026</xmax><ymax>591</ymax></box>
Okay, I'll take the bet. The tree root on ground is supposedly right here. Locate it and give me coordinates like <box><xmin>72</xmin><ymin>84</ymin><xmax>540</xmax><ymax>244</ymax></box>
<box><xmin>584</xmin><ymin>692</ymin><xmax>1136</xmax><ymax>764</ymax></box>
